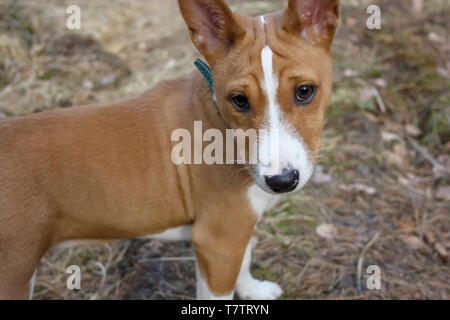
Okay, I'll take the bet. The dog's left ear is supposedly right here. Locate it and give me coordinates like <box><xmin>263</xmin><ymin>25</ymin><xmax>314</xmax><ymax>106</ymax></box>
<box><xmin>178</xmin><ymin>0</ymin><xmax>245</xmax><ymax>62</ymax></box>
<box><xmin>282</xmin><ymin>0</ymin><xmax>340</xmax><ymax>45</ymax></box>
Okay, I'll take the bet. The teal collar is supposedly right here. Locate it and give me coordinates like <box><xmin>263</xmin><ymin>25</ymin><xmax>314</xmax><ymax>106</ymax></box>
<box><xmin>194</xmin><ymin>59</ymin><xmax>214</xmax><ymax>93</ymax></box>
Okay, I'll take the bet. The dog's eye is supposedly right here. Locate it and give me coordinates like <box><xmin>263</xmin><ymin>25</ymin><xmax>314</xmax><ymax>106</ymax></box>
<box><xmin>230</xmin><ymin>94</ymin><xmax>251</xmax><ymax>112</ymax></box>
<box><xmin>295</xmin><ymin>85</ymin><xmax>316</xmax><ymax>105</ymax></box>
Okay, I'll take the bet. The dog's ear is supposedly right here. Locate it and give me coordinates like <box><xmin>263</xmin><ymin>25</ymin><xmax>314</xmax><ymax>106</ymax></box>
<box><xmin>178</xmin><ymin>0</ymin><xmax>245</xmax><ymax>61</ymax></box>
<box><xmin>282</xmin><ymin>0</ymin><xmax>340</xmax><ymax>45</ymax></box>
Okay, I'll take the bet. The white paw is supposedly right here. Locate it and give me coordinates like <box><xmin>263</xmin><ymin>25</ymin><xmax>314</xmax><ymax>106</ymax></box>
<box><xmin>236</xmin><ymin>278</ymin><xmax>283</xmax><ymax>300</ymax></box>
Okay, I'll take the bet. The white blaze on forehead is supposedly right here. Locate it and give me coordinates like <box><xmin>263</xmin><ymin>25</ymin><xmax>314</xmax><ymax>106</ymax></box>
<box><xmin>259</xmin><ymin>15</ymin><xmax>266</xmax><ymax>25</ymax></box>
<box><xmin>257</xmin><ymin>41</ymin><xmax>313</xmax><ymax>189</ymax></box>
<box><xmin>260</xmin><ymin>46</ymin><xmax>280</xmax><ymax>129</ymax></box>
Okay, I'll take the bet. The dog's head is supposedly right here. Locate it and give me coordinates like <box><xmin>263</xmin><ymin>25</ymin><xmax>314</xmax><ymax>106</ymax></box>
<box><xmin>179</xmin><ymin>0</ymin><xmax>339</xmax><ymax>194</ymax></box>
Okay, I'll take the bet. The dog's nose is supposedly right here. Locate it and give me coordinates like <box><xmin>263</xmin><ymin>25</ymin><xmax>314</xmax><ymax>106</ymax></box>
<box><xmin>264</xmin><ymin>168</ymin><xmax>299</xmax><ymax>194</ymax></box>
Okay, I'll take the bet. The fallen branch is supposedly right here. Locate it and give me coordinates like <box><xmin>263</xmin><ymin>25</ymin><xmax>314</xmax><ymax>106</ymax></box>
<box><xmin>407</xmin><ymin>137</ymin><xmax>449</xmax><ymax>176</ymax></box>
<box><xmin>141</xmin><ymin>257</ymin><xmax>195</xmax><ymax>263</ymax></box>
<box><xmin>357</xmin><ymin>232</ymin><xmax>380</xmax><ymax>294</ymax></box>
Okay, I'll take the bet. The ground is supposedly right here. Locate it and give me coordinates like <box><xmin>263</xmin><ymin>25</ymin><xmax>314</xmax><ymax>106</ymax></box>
<box><xmin>0</xmin><ymin>0</ymin><xmax>448</xmax><ymax>299</ymax></box>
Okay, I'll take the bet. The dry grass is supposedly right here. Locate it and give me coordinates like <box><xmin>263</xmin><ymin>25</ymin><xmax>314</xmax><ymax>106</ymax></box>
<box><xmin>0</xmin><ymin>0</ymin><xmax>448</xmax><ymax>299</ymax></box>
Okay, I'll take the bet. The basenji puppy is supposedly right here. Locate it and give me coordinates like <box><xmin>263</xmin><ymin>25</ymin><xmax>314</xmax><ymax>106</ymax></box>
<box><xmin>0</xmin><ymin>0</ymin><xmax>339</xmax><ymax>300</ymax></box>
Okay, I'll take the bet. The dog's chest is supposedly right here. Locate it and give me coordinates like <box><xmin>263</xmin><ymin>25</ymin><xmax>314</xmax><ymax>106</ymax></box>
<box><xmin>247</xmin><ymin>184</ymin><xmax>280</xmax><ymax>218</ymax></box>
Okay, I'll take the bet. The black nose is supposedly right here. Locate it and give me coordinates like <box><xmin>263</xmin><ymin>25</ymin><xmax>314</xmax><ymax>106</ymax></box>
<box><xmin>264</xmin><ymin>168</ymin><xmax>299</xmax><ymax>194</ymax></box>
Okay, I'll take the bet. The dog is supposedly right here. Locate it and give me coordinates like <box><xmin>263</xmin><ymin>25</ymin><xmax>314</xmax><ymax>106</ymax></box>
<box><xmin>0</xmin><ymin>0</ymin><xmax>339</xmax><ymax>300</ymax></box>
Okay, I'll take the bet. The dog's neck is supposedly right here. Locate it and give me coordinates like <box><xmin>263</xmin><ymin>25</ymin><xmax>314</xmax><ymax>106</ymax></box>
<box><xmin>190</xmin><ymin>70</ymin><xmax>229</xmax><ymax>132</ymax></box>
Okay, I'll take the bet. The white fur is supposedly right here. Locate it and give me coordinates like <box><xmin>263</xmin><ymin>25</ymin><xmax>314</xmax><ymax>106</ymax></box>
<box><xmin>256</xmin><ymin>44</ymin><xmax>313</xmax><ymax>192</ymax></box>
<box><xmin>247</xmin><ymin>184</ymin><xmax>279</xmax><ymax>218</ymax></box>
<box><xmin>150</xmin><ymin>227</ymin><xmax>235</xmax><ymax>300</ymax></box>
<box><xmin>236</xmin><ymin>243</ymin><xmax>283</xmax><ymax>300</ymax></box>
<box><xmin>145</xmin><ymin>225</ymin><xmax>192</xmax><ymax>241</ymax></box>
<box><xmin>259</xmin><ymin>15</ymin><xmax>266</xmax><ymax>25</ymax></box>
<box><xmin>196</xmin><ymin>264</ymin><xmax>234</xmax><ymax>300</ymax></box>
<box><xmin>239</xmin><ymin>185</ymin><xmax>283</xmax><ymax>300</ymax></box>
<box><xmin>55</xmin><ymin>226</ymin><xmax>193</xmax><ymax>248</ymax></box>
<box><xmin>194</xmin><ymin>186</ymin><xmax>280</xmax><ymax>300</ymax></box>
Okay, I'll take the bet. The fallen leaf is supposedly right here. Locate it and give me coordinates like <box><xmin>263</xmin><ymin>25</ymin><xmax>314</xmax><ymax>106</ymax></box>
<box><xmin>382</xmin><ymin>142</ymin><xmax>408</xmax><ymax>166</ymax></box>
<box><xmin>397</xmin><ymin>220</ymin><xmax>415</xmax><ymax>234</ymax></box>
<box><xmin>424</xmin><ymin>232</ymin><xmax>436</xmax><ymax>245</ymax></box>
<box><xmin>83</xmin><ymin>80</ymin><xmax>93</xmax><ymax>89</ymax></box>
<box><xmin>312</xmin><ymin>166</ymin><xmax>332</xmax><ymax>184</ymax></box>
<box><xmin>434</xmin><ymin>243</ymin><xmax>448</xmax><ymax>260</ymax></box>
<box><xmin>101</xmin><ymin>73</ymin><xmax>117</xmax><ymax>86</ymax></box>
<box><xmin>339</xmin><ymin>183</ymin><xmax>377</xmax><ymax>195</ymax></box>
<box><xmin>400</xmin><ymin>235</ymin><xmax>425</xmax><ymax>250</ymax></box>
<box><xmin>381</xmin><ymin>131</ymin><xmax>401</xmax><ymax>142</ymax></box>
<box><xmin>437</xmin><ymin>67</ymin><xmax>450</xmax><ymax>79</ymax></box>
<box><xmin>316</xmin><ymin>224</ymin><xmax>337</xmax><ymax>239</ymax></box>
<box><xmin>343</xmin><ymin>69</ymin><xmax>359</xmax><ymax>78</ymax></box>
<box><xmin>436</xmin><ymin>186</ymin><xmax>450</xmax><ymax>201</ymax></box>
<box><xmin>397</xmin><ymin>176</ymin><xmax>410</xmax><ymax>186</ymax></box>
<box><xmin>345</xmin><ymin>17</ymin><xmax>357</xmax><ymax>28</ymax></box>
<box><xmin>382</xmin><ymin>151</ymin><xmax>404</xmax><ymax>166</ymax></box>
<box><xmin>406</xmin><ymin>124</ymin><xmax>422</xmax><ymax>137</ymax></box>
<box><xmin>393</xmin><ymin>142</ymin><xmax>408</xmax><ymax>158</ymax></box>
<box><xmin>412</xmin><ymin>0</ymin><xmax>423</xmax><ymax>13</ymax></box>
<box><xmin>428</xmin><ymin>32</ymin><xmax>445</xmax><ymax>43</ymax></box>
<box><xmin>374</xmin><ymin>78</ymin><xmax>387</xmax><ymax>88</ymax></box>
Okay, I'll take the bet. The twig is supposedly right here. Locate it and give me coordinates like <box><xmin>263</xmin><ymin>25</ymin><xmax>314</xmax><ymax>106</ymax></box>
<box><xmin>357</xmin><ymin>232</ymin><xmax>380</xmax><ymax>294</ymax></box>
<box><xmin>141</xmin><ymin>257</ymin><xmax>195</xmax><ymax>263</ymax></box>
<box><xmin>407</xmin><ymin>137</ymin><xmax>449</xmax><ymax>175</ymax></box>
<box><xmin>355</xmin><ymin>78</ymin><xmax>387</xmax><ymax>114</ymax></box>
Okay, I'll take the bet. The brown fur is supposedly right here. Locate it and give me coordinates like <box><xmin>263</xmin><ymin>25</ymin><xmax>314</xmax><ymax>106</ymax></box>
<box><xmin>0</xmin><ymin>0</ymin><xmax>339</xmax><ymax>299</ymax></box>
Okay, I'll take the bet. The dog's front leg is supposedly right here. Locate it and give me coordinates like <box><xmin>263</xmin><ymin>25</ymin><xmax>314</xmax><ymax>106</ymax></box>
<box><xmin>235</xmin><ymin>242</ymin><xmax>283</xmax><ymax>300</ymax></box>
<box><xmin>195</xmin><ymin>262</ymin><xmax>235</xmax><ymax>300</ymax></box>
<box><xmin>192</xmin><ymin>219</ymin><xmax>255</xmax><ymax>300</ymax></box>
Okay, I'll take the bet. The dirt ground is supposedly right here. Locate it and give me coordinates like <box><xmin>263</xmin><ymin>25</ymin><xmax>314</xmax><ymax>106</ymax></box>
<box><xmin>0</xmin><ymin>0</ymin><xmax>449</xmax><ymax>300</ymax></box>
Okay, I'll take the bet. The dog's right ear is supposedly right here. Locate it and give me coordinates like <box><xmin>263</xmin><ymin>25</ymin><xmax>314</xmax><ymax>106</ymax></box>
<box><xmin>178</xmin><ymin>0</ymin><xmax>245</xmax><ymax>62</ymax></box>
<box><xmin>282</xmin><ymin>0</ymin><xmax>340</xmax><ymax>46</ymax></box>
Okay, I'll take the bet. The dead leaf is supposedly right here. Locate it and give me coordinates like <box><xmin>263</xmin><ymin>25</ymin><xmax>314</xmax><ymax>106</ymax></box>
<box><xmin>312</xmin><ymin>166</ymin><xmax>332</xmax><ymax>184</ymax></box>
<box><xmin>316</xmin><ymin>224</ymin><xmax>337</xmax><ymax>239</ymax></box>
<box><xmin>393</xmin><ymin>143</ymin><xmax>408</xmax><ymax>158</ymax></box>
<box><xmin>343</xmin><ymin>69</ymin><xmax>359</xmax><ymax>78</ymax></box>
<box><xmin>428</xmin><ymin>32</ymin><xmax>445</xmax><ymax>43</ymax></box>
<box><xmin>400</xmin><ymin>235</ymin><xmax>425</xmax><ymax>250</ymax></box>
<box><xmin>412</xmin><ymin>0</ymin><xmax>423</xmax><ymax>14</ymax></box>
<box><xmin>383</xmin><ymin>141</ymin><xmax>409</xmax><ymax>166</ymax></box>
<box><xmin>423</xmin><ymin>232</ymin><xmax>448</xmax><ymax>260</ymax></box>
<box><xmin>83</xmin><ymin>80</ymin><xmax>94</xmax><ymax>89</ymax></box>
<box><xmin>382</xmin><ymin>151</ymin><xmax>404</xmax><ymax>166</ymax></box>
<box><xmin>397</xmin><ymin>176</ymin><xmax>410</xmax><ymax>186</ymax></box>
<box><xmin>381</xmin><ymin>131</ymin><xmax>401</xmax><ymax>142</ymax></box>
<box><xmin>345</xmin><ymin>17</ymin><xmax>357</xmax><ymax>28</ymax></box>
<box><xmin>424</xmin><ymin>232</ymin><xmax>436</xmax><ymax>246</ymax></box>
<box><xmin>101</xmin><ymin>73</ymin><xmax>118</xmax><ymax>86</ymax></box>
<box><xmin>406</xmin><ymin>124</ymin><xmax>422</xmax><ymax>137</ymax></box>
<box><xmin>339</xmin><ymin>183</ymin><xmax>377</xmax><ymax>195</ymax></box>
<box><xmin>437</xmin><ymin>67</ymin><xmax>449</xmax><ymax>80</ymax></box>
<box><xmin>434</xmin><ymin>243</ymin><xmax>448</xmax><ymax>260</ymax></box>
<box><xmin>363</xmin><ymin>111</ymin><xmax>380</xmax><ymax>123</ymax></box>
<box><xmin>374</xmin><ymin>78</ymin><xmax>387</xmax><ymax>88</ymax></box>
<box><xmin>436</xmin><ymin>186</ymin><xmax>450</xmax><ymax>201</ymax></box>
<box><xmin>397</xmin><ymin>220</ymin><xmax>415</xmax><ymax>234</ymax></box>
